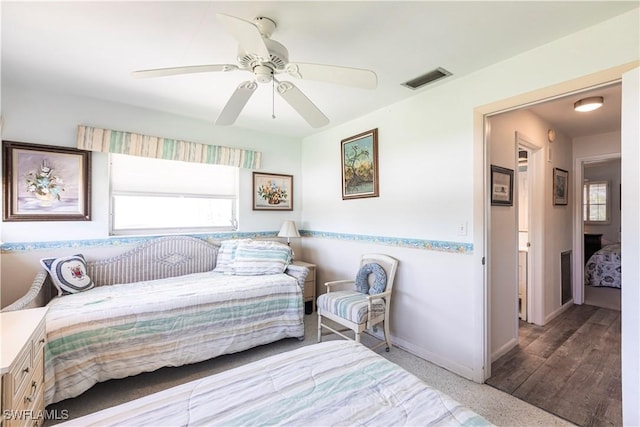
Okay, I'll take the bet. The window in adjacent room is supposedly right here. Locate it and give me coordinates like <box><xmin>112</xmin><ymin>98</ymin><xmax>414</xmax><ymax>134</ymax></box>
<box><xmin>583</xmin><ymin>180</ymin><xmax>609</xmax><ymax>223</ymax></box>
<box><xmin>109</xmin><ymin>153</ymin><xmax>238</xmax><ymax>235</ymax></box>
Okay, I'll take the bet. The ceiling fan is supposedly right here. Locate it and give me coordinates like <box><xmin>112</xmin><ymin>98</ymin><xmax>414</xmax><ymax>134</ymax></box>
<box><xmin>132</xmin><ymin>13</ymin><xmax>378</xmax><ymax>128</ymax></box>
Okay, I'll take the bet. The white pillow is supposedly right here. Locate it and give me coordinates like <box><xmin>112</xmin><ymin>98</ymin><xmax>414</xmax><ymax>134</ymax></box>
<box><xmin>233</xmin><ymin>241</ymin><xmax>292</xmax><ymax>276</ymax></box>
<box><xmin>40</xmin><ymin>254</ymin><xmax>95</xmax><ymax>296</ymax></box>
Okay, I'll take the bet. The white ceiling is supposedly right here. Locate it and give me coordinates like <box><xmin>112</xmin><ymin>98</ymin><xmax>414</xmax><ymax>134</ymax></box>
<box><xmin>2</xmin><ymin>1</ymin><xmax>636</xmax><ymax>139</ymax></box>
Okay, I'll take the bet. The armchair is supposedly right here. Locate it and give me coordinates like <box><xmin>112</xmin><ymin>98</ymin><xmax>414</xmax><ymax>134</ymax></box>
<box><xmin>316</xmin><ymin>253</ymin><xmax>398</xmax><ymax>351</ymax></box>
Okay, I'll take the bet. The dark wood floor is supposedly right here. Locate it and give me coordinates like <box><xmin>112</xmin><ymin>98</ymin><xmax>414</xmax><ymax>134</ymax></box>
<box><xmin>486</xmin><ymin>304</ymin><xmax>621</xmax><ymax>427</ymax></box>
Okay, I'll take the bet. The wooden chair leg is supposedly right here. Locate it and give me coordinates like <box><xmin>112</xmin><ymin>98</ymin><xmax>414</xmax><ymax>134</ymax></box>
<box><xmin>383</xmin><ymin>320</ymin><xmax>391</xmax><ymax>351</ymax></box>
<box><xmin>317</xmin><ymin>313</ymin><xmax>322</xmax><ymax>343</ymax></box>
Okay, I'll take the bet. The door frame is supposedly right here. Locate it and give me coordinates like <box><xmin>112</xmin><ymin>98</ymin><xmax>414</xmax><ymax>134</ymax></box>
<box><xmin>515</xmin><ymin>132</ymin><xmax>544</xmax><ymax>325</ymax></box>
<box><xmin>573</xmin><ymin>152</ymin><xmax>621</xmax><ymax>304</ymax></box>
<box><xmin>477</xmin><ymin>63</ymin><xmax>636</xmax><ymax>383</ymax></box>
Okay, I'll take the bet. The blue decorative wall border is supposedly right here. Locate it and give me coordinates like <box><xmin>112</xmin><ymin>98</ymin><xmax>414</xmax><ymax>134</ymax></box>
<box><xmin>300</xmin><ymin>230</ymin><xmax>473</xmax><ymax>254</ymax></box>
<box><xmin>1</xmin><ymin>230</ymin><xmax>473</xmax><ymax>255</ymax></box>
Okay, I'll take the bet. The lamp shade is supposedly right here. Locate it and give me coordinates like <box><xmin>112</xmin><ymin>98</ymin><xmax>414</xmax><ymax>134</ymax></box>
<box><xmin>278</xmin><ymin>221</ymin><xmax>300</xmax><ymax>239</ymax></box>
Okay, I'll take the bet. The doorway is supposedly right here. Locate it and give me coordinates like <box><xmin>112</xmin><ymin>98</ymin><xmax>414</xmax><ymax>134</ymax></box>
<box><xmin>483</xmin><ymin>76</ymin><xmax>629</xmax><ymax>422</ymax></box>
<box><xmin>517</xmin><ymin>147</ymin><xmax>530</xmax><ymax>321</ymax></box>
<box><xmin>576</xmin><ymin>156</ymin><xmax>622</xmax><ymax>311</ymax></box>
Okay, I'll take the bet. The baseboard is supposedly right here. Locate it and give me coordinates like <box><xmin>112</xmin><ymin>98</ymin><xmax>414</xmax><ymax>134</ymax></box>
<box><xmin>390</xmin><ymin>335</ymin><xmax>479</xmax><ymax>382</ymax></box>
<box><xmin>491</xmin><ymin>337</ymin><xmax>518</xmax><ymax>363</ymax></box>
<box><xmin>544</xmin><ymin>299</ymin><xmax>574</xmax><ymax>324</ymax></box>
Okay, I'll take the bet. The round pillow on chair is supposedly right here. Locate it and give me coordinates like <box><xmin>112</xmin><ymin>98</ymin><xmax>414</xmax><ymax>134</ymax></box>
<box><xmin>355</xmin><ymin>263</ymin><xmax>387</xmax><ymax>295</ymax></box>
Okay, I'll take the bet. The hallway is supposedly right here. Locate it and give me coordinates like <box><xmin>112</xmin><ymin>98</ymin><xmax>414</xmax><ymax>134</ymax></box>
<box><xmin>486</xmin><ymin>304</ymin><xmax>621</xmax><ymax>426</ymax></box>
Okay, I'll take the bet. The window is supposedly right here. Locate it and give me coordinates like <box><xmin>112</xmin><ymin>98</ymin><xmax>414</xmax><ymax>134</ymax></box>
<box><xmin>583</xmin><ymin>180</ymin><xmax>609</xmax><ymax>223</ymax></box>
<box><xmin>110</xmin><ymin>154</ymin><xmax>238</xmax><ymax>235</ymax></box>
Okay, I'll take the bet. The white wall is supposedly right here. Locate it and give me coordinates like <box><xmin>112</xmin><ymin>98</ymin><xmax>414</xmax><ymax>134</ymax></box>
<box><xmin>301</xmin><ymin>9</ymin><xmax>638</xmax><ymax>382</ymax></box>
<box><xmin>0</xmin><ymin>85</ymin><xmax>303</xmax><ymax>305</ymax></box>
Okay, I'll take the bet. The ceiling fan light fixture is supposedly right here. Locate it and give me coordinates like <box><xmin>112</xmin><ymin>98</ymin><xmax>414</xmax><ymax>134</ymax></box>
<box><xmin>574</xmin><ymin>96</ymin><xmax>604</xmax><ymax>112</ymax></box>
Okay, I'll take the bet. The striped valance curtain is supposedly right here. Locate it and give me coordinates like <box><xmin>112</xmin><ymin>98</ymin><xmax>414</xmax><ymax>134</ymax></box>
<box><xmin>77</xmin><ymin>125</ymin><xmax>261</xmax><ymax>169</ymax></box>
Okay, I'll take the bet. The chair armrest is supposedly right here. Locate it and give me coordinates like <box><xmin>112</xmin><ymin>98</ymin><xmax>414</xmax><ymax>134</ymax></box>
<box><xmin>366</xmin><ymin>290</ymin><xmax>391</xmax><ymax>301</ymax></box>
<box><xmin>324</xmin><ymin>280</ymin><xmax>354</xmax><ymax>293</ymax></box>
<box><xmin>366</xmin><ymin>290</ymin><xmax>392</xmax><ymax>325</ymax></box>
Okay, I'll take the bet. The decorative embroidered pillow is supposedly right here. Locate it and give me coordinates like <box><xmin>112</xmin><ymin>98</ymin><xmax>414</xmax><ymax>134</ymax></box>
<box><xmin>233</xmin><ymin>241</ymin><xmax>292</xmax><ymax>276</ymax></box>
<box><xmin>212</xmin><ymin>239</ymin><xmax>252</xmax><ymax>275</ymax></box>
<box><xmin>355</xmin><ymin>263</ymin><xmax>387</xmax><ymax>295</ymax></box>
<box><xmin>40</xmin><ymin>254</ymin><xmax>95</xmax><ymax>296</ymax></box>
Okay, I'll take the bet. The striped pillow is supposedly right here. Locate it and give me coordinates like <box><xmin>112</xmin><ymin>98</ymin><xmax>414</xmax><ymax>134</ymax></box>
<box><xmin>212</xmin><ymin>239</ymin><xmax>252</xmax><ymax>275</ymax></box>
<box><xmin>233</xmin><ymin>241</ymin><xmax>292</xmax><ymax>276</ymax></box>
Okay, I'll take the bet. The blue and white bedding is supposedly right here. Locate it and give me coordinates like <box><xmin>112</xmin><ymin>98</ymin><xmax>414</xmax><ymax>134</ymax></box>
<box><xmin>585</xmin><ymin>243</ymin><xmax>621</xmax><ymax>289</ymax></box>
<box><xmin>44</xmin><ymin>271</ymin><xmax>303</xmax><ymax>405</ymax></box>
<box><xmin>58</xmin><ymin>341</ymin><xmax>492</xmax><ymax>427</ymax></box>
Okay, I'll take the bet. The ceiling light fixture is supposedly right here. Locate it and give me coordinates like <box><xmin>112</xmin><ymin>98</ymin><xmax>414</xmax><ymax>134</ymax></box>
<box><xmin>574</xmin><ymin>96</ymin><xmax>604</xmax><ymax>112</ymax></box>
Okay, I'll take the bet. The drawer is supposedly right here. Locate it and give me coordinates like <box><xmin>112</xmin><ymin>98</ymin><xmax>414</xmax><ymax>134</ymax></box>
<box><xmin>304</xmin><ymin>281</ymin><xmax>315</xmax><ymax>299</ymax></box>
<box><xmin>8</xmin><ymin>346</ymin><xmax>32</xmax><ymax>402</ymax></box>
<box><xmin>305</xmin><ymin>267</ymin><xmax>316</xmax><ymax>282</ymax></box>
<box><xmin>31</xmin><ymin>325</ymin><xmax>46</xmax><ymax>369</ymax></box>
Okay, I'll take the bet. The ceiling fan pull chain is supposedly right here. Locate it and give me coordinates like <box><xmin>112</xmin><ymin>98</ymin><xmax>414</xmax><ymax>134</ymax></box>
<box><xmin>272</xmin><ymin>78</ymin><xmax>276</xmax><ymax>119</ymax></box>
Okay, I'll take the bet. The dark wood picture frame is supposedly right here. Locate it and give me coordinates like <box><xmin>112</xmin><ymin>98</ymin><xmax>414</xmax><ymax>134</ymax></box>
<box><xmin>2</xmin><ymin>141</ymin><xmax>91</xmax><ymax>221</ymax></box>
<box><xmin>341</xmin><ymin>128</ymin><xmax>379</xmax><ymax>200</ymax></box>
<box><xmin>252</xmin><ymin>172</ymin><xmax>293</xmax><ymax>211</ymax></box>
<box><xmin>553</xmin><ymin>167</ymin><xmax>569</xmax><ymax>206</ymax></box>
<box><xmin>490</xmin><ymin>165</ymin><xmax>514</xmax><ymax>206</ymax></box>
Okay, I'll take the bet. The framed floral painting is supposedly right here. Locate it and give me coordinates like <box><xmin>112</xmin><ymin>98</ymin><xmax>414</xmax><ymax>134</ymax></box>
<box><xmin>2</xmin><ymin>141</ymin><xmax>91</xmax><ymax>221</ymax></box>
<box><xmin>252</xmin><ymin>172</ymin><xmax>293</xmax><ymax>211</ymax></box>
<box><xmin>341</xmin><ymin>128</ymin><xmax>379</xmax><ymax>200</ymax></box>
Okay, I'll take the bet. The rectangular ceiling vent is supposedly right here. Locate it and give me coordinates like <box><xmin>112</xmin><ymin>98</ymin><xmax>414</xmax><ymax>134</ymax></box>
<box><xmin>402</xmin><ymin>67</ymin><xmax>452</xmax><ymax>90</ymax></box>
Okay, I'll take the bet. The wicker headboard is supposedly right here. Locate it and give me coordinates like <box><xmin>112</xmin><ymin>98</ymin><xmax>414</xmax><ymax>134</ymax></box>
<box><xmin>2</xmin><ymin>235</ymin><xmax>220</xmax><ymax>312</ymax></box>
<box><xmin>89</xmin><ymin>235</ymin><xmax>219</xmax><ymax>286</ymax></box>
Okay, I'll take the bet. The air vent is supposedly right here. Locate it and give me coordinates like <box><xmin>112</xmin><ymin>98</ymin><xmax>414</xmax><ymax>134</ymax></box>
<box><xmin>402</xmin><ymin>67</ymin><xmax>452</xmax><ymax>90</ymax></box>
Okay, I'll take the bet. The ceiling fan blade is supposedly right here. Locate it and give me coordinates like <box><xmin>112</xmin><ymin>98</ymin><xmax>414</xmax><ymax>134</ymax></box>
<box><xmin>277</xmin><ymin>81</ymin><xmax>329</xmax><ymax>128</ymax></box>
<box><xmin>216</xmin><ymin>13</ymin><xmax>270</xmax><ymax>61</ymax></box>
<box><xmin>215</xmin><ymin>81</ymin><xmax>258</xmax><ymax>126</ymax></box>
<box><xmin>132</xmin><ymin>64</ymin><xmax>238</xmax><ymax>79</ymax></box>
<box><xmin>286</xmin><ymin>63</ymin><xmax>377</xmax><ymax>90</ymax></box>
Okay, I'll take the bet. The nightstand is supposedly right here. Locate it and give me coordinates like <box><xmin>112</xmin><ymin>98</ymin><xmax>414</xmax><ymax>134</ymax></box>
<box><xmin>1</xmin><ymin>307</ymin><xmax>48</xmax><ymax>427</ymax></box>
<box><xmin>291</xmin><ymin>261</ymin><xmax>316</xmax><ymax>314</ymax></box>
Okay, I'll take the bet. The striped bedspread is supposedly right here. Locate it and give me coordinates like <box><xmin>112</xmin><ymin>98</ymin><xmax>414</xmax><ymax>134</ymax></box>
<box><xmin>59</xmin><ymin>341</ymin><xmax>491</xmax><ymax>427</ymax></box>
<box><xmin>44</xmin><ymin>271</ymin><xmax>303</xmax><ymax>405</ymax></box>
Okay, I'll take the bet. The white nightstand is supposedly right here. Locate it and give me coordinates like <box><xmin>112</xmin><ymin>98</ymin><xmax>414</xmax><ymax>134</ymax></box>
<box><xmin>291</xmin><ymin>261</ymin><xmax>316</xmax><ymax>314</ymax></box>
<box><xmin>1</xmin><ymin>307</ymin><xmax>48</xmax><ymax>427</ymax></box>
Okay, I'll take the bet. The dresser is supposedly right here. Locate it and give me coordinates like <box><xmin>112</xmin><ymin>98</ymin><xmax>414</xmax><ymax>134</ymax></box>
<box><xmin>291</xmin><ymin>260</ymin><xmax>316</xmax><ymax>314</ymax></box>
<box><xmin>1</xmin><ymin>307</ymin><xmax>48</xmax><ymax>427</ymax></box>
<box><xmin>584</xmin><ymin>233</ymin><xmax>603</xmax><ymax>264</ymax></box>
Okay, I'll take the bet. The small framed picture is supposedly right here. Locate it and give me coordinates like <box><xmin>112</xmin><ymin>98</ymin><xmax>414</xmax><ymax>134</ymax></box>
<box><xmin>490</xmin><ymin>165</ymin><xmax>514</xmax><ymax>206</ymax></box>
<box><xmin>553</xmin><ymin>167</ymin><xmax>569</xmax><ymax>205</ymax></box>
<box><xmin>2</xmin><ymin>141</ymin><xmax>91</xmax><ymax>221</ymax></box>
<box><xmin>341</xmin><ymin>128</ymin><xmax>379</xmax><ymax>200</ymax></box>
<box><xmin>253</xmin><ymin>172</ymin><xmax>293</xmax><ymax>211</ymax></box>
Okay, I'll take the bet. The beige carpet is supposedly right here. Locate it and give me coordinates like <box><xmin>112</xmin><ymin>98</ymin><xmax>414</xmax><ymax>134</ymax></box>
<box><xmin>45</xmin><ymin>314</ymin><xmax>574</xmax><ymax>426</ymax></box>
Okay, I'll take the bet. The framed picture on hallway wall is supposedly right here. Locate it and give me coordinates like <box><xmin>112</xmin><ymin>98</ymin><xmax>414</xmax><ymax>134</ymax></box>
<box><xmin>2</xmin><ymin>141</ymin><xmax>91</xmax><ymax>221</ymax></box>
<box><xmin>490</xmin><ymin>165</ymin><xmax>514</xmax><ymax>206</ymax></box>
<box><xmin>553</xmin><ymin>167</ymin><xmax>569</xmax><ymax>206</ymax></box>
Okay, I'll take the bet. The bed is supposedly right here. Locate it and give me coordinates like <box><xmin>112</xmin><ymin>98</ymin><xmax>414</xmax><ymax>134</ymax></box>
<box><xmin>585</xmin><ymin>243</ymin><xmax>621</xmax><ymax>289</ymax></box>
<box><xmin>57</xmin><ymin>340</ymin><xmax>491</xmax><ymax>427</ymax></box>
<box><xmin>44</xmin><ymin>270</ymin><xmax>303</xmax><ymax>405</ymax></box>
<box><xmin>3</xmin><ymin>236</ymin><xmax>308</xmax><ymax>406</ymax></box>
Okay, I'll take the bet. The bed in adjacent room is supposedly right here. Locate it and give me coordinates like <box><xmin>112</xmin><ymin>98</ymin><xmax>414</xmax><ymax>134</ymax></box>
<box><xmin>585</xmin><ymin>243</ymin><xmax>621</xmax><ymax>289</ymax></box>
<box><xmin>57</xmin><ymin>341</ymin><xmax>491</xmax><ymax>427</ymax></box>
